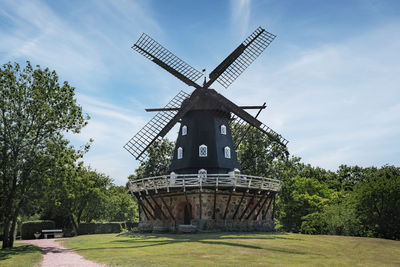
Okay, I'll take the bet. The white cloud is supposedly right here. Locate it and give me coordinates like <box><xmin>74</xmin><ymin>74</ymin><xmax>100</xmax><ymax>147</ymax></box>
<box><xmin>0</xmin><ymin>0</ymin><xmax>162</xmax><ymax>185</ymax></box>
<box><xmin>2</xmin><ymin>0</ymin><xmax>399</xmax><ymax>184</ymax></box>
<box><xmin>224</xmin><ymin>22</ymin><xmax>400</xmax><ymax>170</ymax></box>
<box><xmin>231</xmin><ymin>0</ymin><xmax>251</xmax><ymax>36</ymax></box>
<box><xmin>66</xmin><ymin>93</ymin><xmax>151</xmax><ymax>185</ymax></box>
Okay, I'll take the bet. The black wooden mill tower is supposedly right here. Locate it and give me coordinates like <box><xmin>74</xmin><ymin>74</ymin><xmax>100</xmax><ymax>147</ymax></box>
<box><xmin>125</xmin><ymin>27</ymin><xmax>288</xmax><ymax>232</ymax></box>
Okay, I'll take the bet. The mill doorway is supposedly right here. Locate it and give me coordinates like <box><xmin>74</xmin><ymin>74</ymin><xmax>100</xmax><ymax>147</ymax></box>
<box><xmin>183</xmin><ymin>203</ymin><xmax>192</xmax><ymax>224</ymax></box>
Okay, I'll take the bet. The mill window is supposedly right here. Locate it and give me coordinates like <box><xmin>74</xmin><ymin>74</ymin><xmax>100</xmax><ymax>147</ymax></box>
<box><xmin>177</xmin><ymin>147</ymin><xmax>183</xmax><ymax>159</ymax></box>
<box><xmin>229</xmin><ymin>168</ymin><xmax>241</xmax><ymax>178</ymax></box>
<box><xmin>170</xmin><ymin>172</ymin><xmax>177</xmax><ymax>184</ymax></box>
<box><xmin>198</xmin><ymin>169</ymin><xmax>207</xmax><ymax>179</ymax></box>
<box><xmin>182</xmin><ymin>125</ymin><xmax>187</xmax><ymax>136</ymax></box>
<box><xmin>221</xmin><ymin>125</ymin><xmax>227</xmax><ymax>135</ymax></box>
<box><xmin>199</xmin><ymin>144</ymin><xmax>207</xmax><ymax>157</ymax></box>
<box><xmin>224</xmin><ymin>146</ymin><xmax>231</xmax><ymax>159</ymax></box>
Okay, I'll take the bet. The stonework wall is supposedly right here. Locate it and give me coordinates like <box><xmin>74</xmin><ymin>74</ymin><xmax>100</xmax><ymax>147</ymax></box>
<box><xmin>137</xmin><ymin>189</ymin><xmax>276</xmax><ymax>232</ymax></box>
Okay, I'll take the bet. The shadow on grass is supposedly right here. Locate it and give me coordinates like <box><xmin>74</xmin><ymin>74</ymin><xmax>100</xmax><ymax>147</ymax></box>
<box><xmin>73</xmin><ymin>232</ymin><xmax>306</xmax><ymax>254</ymax></box>
<box><xmin>0</xmin><ymin>244</ymin><xmax>41</xmax><ymax>261</ymax></box>
<box><xmin>118</xmin><ymin>231</ymin><xmax>302</xmax><ymax>242</ymax></box>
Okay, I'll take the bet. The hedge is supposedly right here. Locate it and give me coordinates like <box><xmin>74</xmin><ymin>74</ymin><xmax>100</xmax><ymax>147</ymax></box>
<box><xmin>21</xmin><ymin>220</ymin><xmax>55</xmax><ymax>240</ymax></box>
<box><xmin>78</xmin><ymin>222</ymin><xmax>124</xmax><ymax>235</ymax></box>
<box><xmin>123</xmin><ymin>221</ymin><xmax>138</xmax><ymax>230</ymax></box>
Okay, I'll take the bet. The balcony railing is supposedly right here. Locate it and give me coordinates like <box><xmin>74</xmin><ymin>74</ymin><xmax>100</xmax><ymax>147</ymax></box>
<box><xmin>129</xmin><ymin>173</ymin><xmax>281</xmax><ymax>193</ymax></box>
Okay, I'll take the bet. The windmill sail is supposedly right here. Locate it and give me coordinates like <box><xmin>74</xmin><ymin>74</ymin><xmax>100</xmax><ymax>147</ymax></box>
<box><xmin>124</xmin><ymin>90</ymin><xmax>191</xmax><ymax>161</ymax></box>
<box><xmin>206</xmin><ymin>27</ymin><xmax>276</xmax><ymax>89</ymax></box>
<box><xmin>230</xmin><ymin>113</ymin><xmax>288</xmax><ymax>148</ymax></box>
<box><xmin>133</xmin><ymin>33</ymin><xmax>203</xmax><ymax>89</ymax></box>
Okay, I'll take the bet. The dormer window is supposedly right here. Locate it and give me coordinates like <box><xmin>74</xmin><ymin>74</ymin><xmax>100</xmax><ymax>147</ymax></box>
<box><xmin>229</xmin><ymin>168</ymin><xmax>240</xmax><ymax>178</ymax></box>
<box><xmin>220</xmin><ymin>125</ymin><xmax>227</xmax><ymax>135</ymax></box>
<box><xmin>177</xmin><ymin>147</ymin><xmax>183</xmax><ymax>159</ymax></box>
<box><xmin>170</xmin><ymin>172</ymin><xmax>177</xmax><ymax>184</ymax></box>
<box><xmin>224</xmin><ymin>146</ymin><xmax>231</xmax><ymax>159</ymax></box>
<box><xmin>199</xmin><ymin>144</ymin><xmax>207</xmax><ymax>157</ymax></box>
<box><xmin>182</xmin><ymin>125</ymin><xmax>187</xmax><ymax>136</ymax></box>
<box><xmin>198</xmin><ymin>169</ymin><xmax>207</xmax><ymax>179</ymax></box>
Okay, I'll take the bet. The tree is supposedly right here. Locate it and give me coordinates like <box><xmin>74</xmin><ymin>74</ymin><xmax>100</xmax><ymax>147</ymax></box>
<box><xmin>128</xmin><ymin>138</ymin><xmax>174</xmax><ymax>181</ymax></box>
<box><xmin>353</xmin><ymin>166</ymin><xmax>400</xmax><ymax>240</ymax></box>
<box><xmin>101</xmin><ymin>186</ymin><xmax>138</xmax><ymax>222</ymax></box>
<box><xmin>232</xmin><ymin>124</ymin><xmax>289</xmax><ymax>177</ymax></box>
<box><xmin>0</xmin><ymin>62</ymin><xmax>88</xmax><ymax>248</ymax></box>
<box><xmin>44</xmin><ymin>166</ymin><xmax>112</xmax><ymax>233</ymax></box>
<box><xmin>278</xmin><ymin>176</ymin><xmax>332</xmax><ymax>232</ymax></box>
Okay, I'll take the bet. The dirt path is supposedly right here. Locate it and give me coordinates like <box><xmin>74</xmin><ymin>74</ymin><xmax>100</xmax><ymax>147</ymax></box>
<box><xmin>20</xmin><ymin>239</ymin><xmax>106</xmax><ymax>267</ymax></box>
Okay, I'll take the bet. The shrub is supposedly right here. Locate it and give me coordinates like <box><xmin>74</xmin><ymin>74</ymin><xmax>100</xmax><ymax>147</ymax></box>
<box><xmin>21</xmin><ymin>220</ymin><xmax>55</xmax><ymax>240</ymax></box>
<box><xmin>78</xmin><ymin>222</ymin><xmax>123</xmax><ymax>235</ymax></box>
<box><xmin>122</xmin><ymin>221</ymin><xmax>138</xmax><ymax>231</ymax></box>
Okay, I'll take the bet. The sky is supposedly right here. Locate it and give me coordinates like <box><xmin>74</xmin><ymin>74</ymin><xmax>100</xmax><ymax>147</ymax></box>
<box><xmin>1</xmin><ymin>0</ymin><xmax>399</xmax><ymax>185</ymax></box>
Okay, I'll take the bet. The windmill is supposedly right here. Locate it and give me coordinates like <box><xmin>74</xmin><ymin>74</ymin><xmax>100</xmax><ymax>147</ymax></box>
<box><xmin>126</xmin><ymin>27</ymin><xmax>288</xmax><ymax>232</ymax></box>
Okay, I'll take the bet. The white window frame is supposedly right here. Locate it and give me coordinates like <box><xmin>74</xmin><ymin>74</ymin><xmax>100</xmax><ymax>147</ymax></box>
<box><xmin>229</xmin><ymin>168</ymin><xmax>241</xmax><ymax>178</ymax></box>
<box><xmin>170</xmin><ymin>172</ymin><xmax>177</xmax><ymax>184</ymax></box>
<box><xmin>182</xmin><ymin>125</ymin><xmax>187</xmax><ymax>136</ymax></box>
<box><xmin>177</xmin><ymin>147</ymin><xmax>183</xmax><ymax>159</ymax></box>
<box><xmin>224</xmin><ymin>146</ymin><xmax>231</xmax><ymax>159</ymax></box>
<box><xmin>199</xmin><ymin>144</ymin><xmax>207</xmax><ymax>157</ymax></box>
<box><xmin>198</xmin><ymin>169</ymin><xmax>207</xmax><ymax>179</ymax></box>
<box><xmin>220</xmin><ymin>124</ymin><xmax>227</xmax><ymax>135</ymax></box>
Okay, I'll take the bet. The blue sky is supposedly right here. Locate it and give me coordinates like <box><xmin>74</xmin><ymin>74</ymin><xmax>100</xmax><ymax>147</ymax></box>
<box><xmin>1</xmin><ymin>0</ymin><xmax>399</xmax><ymax>185</ymax></box>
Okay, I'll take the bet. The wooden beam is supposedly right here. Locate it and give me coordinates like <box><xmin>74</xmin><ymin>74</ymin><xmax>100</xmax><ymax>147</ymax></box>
<box><xmin>141</xmin><ymin>195</ymin><xmax>156</xmax><ymax>220</ymax></box>
<box><xmin>184</xmin><ymin>191</ymin><xmax>189</xmax><ymax>204</ymax></box>
<box><xmin>239</xmin><ymin>191</ymin><xmax>257</xmax><ymax>221</ymax></box>
<box><xmin>272</xmin><ymin>193</ymin><xmax>276</xmax><ymax>221</ymax></box>
<box><xmin>133</xmin><ymin>193</ymin><xmax>150</xmax><ymax>220</ymax></box>
<box><xmin>145</xmin><ymin>105</ymin><xmax>266</xmax><ymax>112</ymax></box>
<box><xmin>212</xmin><ymin>189</ymin><xmax>217</xmax><ymax>219</ymax></box>
<box><xmin>262</xmin><ymin>194</ymin><xmax>274</xmax><ymax>220</ymax></box>
<box><xmin>138</xmin><ymin>198</ymin><xmax>150</xmax><ymax>220</ymax></box>
<box><xmin>158</xmin><ymin>94</ymin><xmax>201</xmax><ymax>138</ymax></box>
<box><xmin>149</xmin><ymin>194</ymin><xmax>168</xmax><ymax>220</ymax></box>
<box><xmin>232</xmin><ymin>191</ymin><xmax>246</xmax><ymax>220</ymax></box>
<box><xmin>246</xmin><ymin>191</ymin><xmax>268</xmax><ymax>220</ymax></box>
<box><xmin>145</xmin><ymin>107</ymin><xmax>180</xmax><ymax>112</ymax></box>
<box><xmin>223</xmin><ymin>189</ymin><xmax>233</xmax><ymax>220</ymax></box>
<box><xmin>199</xmin><ymin>191</ymin><xmax>202</xmax><ymax>219</ymax></box>
<box><xmin>254</xmin><ymin>192</ymin><xmax>270</xmax><ymax>220</ymax></box>
<box><xmin>234</xmin><ymin>102</ymin><xmax>266</xmax><ymax>150</ymax></box>
<box><xmin>142</xmin><ymin>199</ymin><xmax>154</xmax><ymax>220</ymax></box>
<box><xmin>133</xmin><ymin>45</ymin><xmax>202</xmax><ymax>90</ymax></box>
<box><xmin>159</xmin><ymin>194</ymin><xmax>175</xmax><ymax>221</ymax></box>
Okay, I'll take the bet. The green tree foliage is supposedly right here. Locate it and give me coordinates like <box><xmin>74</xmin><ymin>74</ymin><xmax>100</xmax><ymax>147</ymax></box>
<box><xmin>44</xmin><ymin>166</ymin><xmax>112</xmax><ymax>232</ymax></box>
<box><xmin>0</xmin><ymin>62</ymin><xmax>88</xmax><ymax>248</ymax></box>
<box><xmin>43</xmin><ymin>167</ymin><xmax>138</xmax><ymax>233</ymax></box>
<box><xmin>233</xmin><ymin>125</ymin><xmax>400</xmax><ymax>240</ymax></box>
<box><xmin>352</xmin><ymin>166</ymin><xmax>400</xmax><ymax>239</ymax></box>
<box><xmin>281</xmin><ymin>165</ymin><xmax>400</xmax><ymax>240</ymax></box>
<box><xmin>232</xmin><ymin>123</ymin><xmax>288</xmax><ymax>177</ymax></box>
<box><xmin>279</xmin><ymin>176</ymin><xmax>332</xmax><ymax>232</ymax></box>
<box><xmin>101</xmin><ymin>186</ymin><xmax>138</xmax><ymax>222</ymax></box>
<box><xmin>128</xmin><ymin>138</ymin><xmax>174</xmax><ymax>180</ymax></box>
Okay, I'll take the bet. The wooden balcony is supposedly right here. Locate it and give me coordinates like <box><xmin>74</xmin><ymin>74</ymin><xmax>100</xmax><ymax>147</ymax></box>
<box><xmin>129</xmin><ymin>173</ymin><xmax>281</xmax><ymax>194</ymax></box>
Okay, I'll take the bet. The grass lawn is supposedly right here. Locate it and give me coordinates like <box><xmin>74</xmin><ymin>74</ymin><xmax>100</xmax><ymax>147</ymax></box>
<box><xmin>0</xmin><ymin>242</ymin><xmax>42</xmax><ymax>267</ymax></box>
<box><xmin>61</xmin><ymin>232</ymin><xmax>400</xmax><ymax>266</ymax></box>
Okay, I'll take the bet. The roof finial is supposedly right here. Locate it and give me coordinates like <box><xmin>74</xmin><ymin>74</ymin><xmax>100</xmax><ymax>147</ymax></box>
<box><xmin>202</xmin><ymin>69</ymin><xmax>206</xmax><ymax>87</ymax></box>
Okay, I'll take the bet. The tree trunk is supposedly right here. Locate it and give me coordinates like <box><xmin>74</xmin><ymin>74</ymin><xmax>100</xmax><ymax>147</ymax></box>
<box><xmin>8</xmin><ymin>215</ymin><xmax>18</xmax><ymax>248</ymax></box>
<box><xmin>2</xmin><ymin>217</ymin><xmax>11</xmax><ymax>249</ymax></box>
<box><xmin>70</xmin><ymin>214</ymin><xmax>78</xmax><ymax>235</ymax></box>
<box><xmin>8</xmin><ymin>203</ymin><xmax>22</xmax><ymax>248</ymax></box>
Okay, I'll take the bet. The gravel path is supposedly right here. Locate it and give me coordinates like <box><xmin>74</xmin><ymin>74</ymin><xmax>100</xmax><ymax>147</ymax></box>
<box><xmin>20</xmin><ymin>239</ymin><xmax>106</xmax><ymax>267</ymax></box>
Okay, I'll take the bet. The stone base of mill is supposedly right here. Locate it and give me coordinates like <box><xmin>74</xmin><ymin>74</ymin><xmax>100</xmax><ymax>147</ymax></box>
<box><xmin>135</xmin><ymin>188</ymin><xmax>277</xmax><ymax>233</ymax></box>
